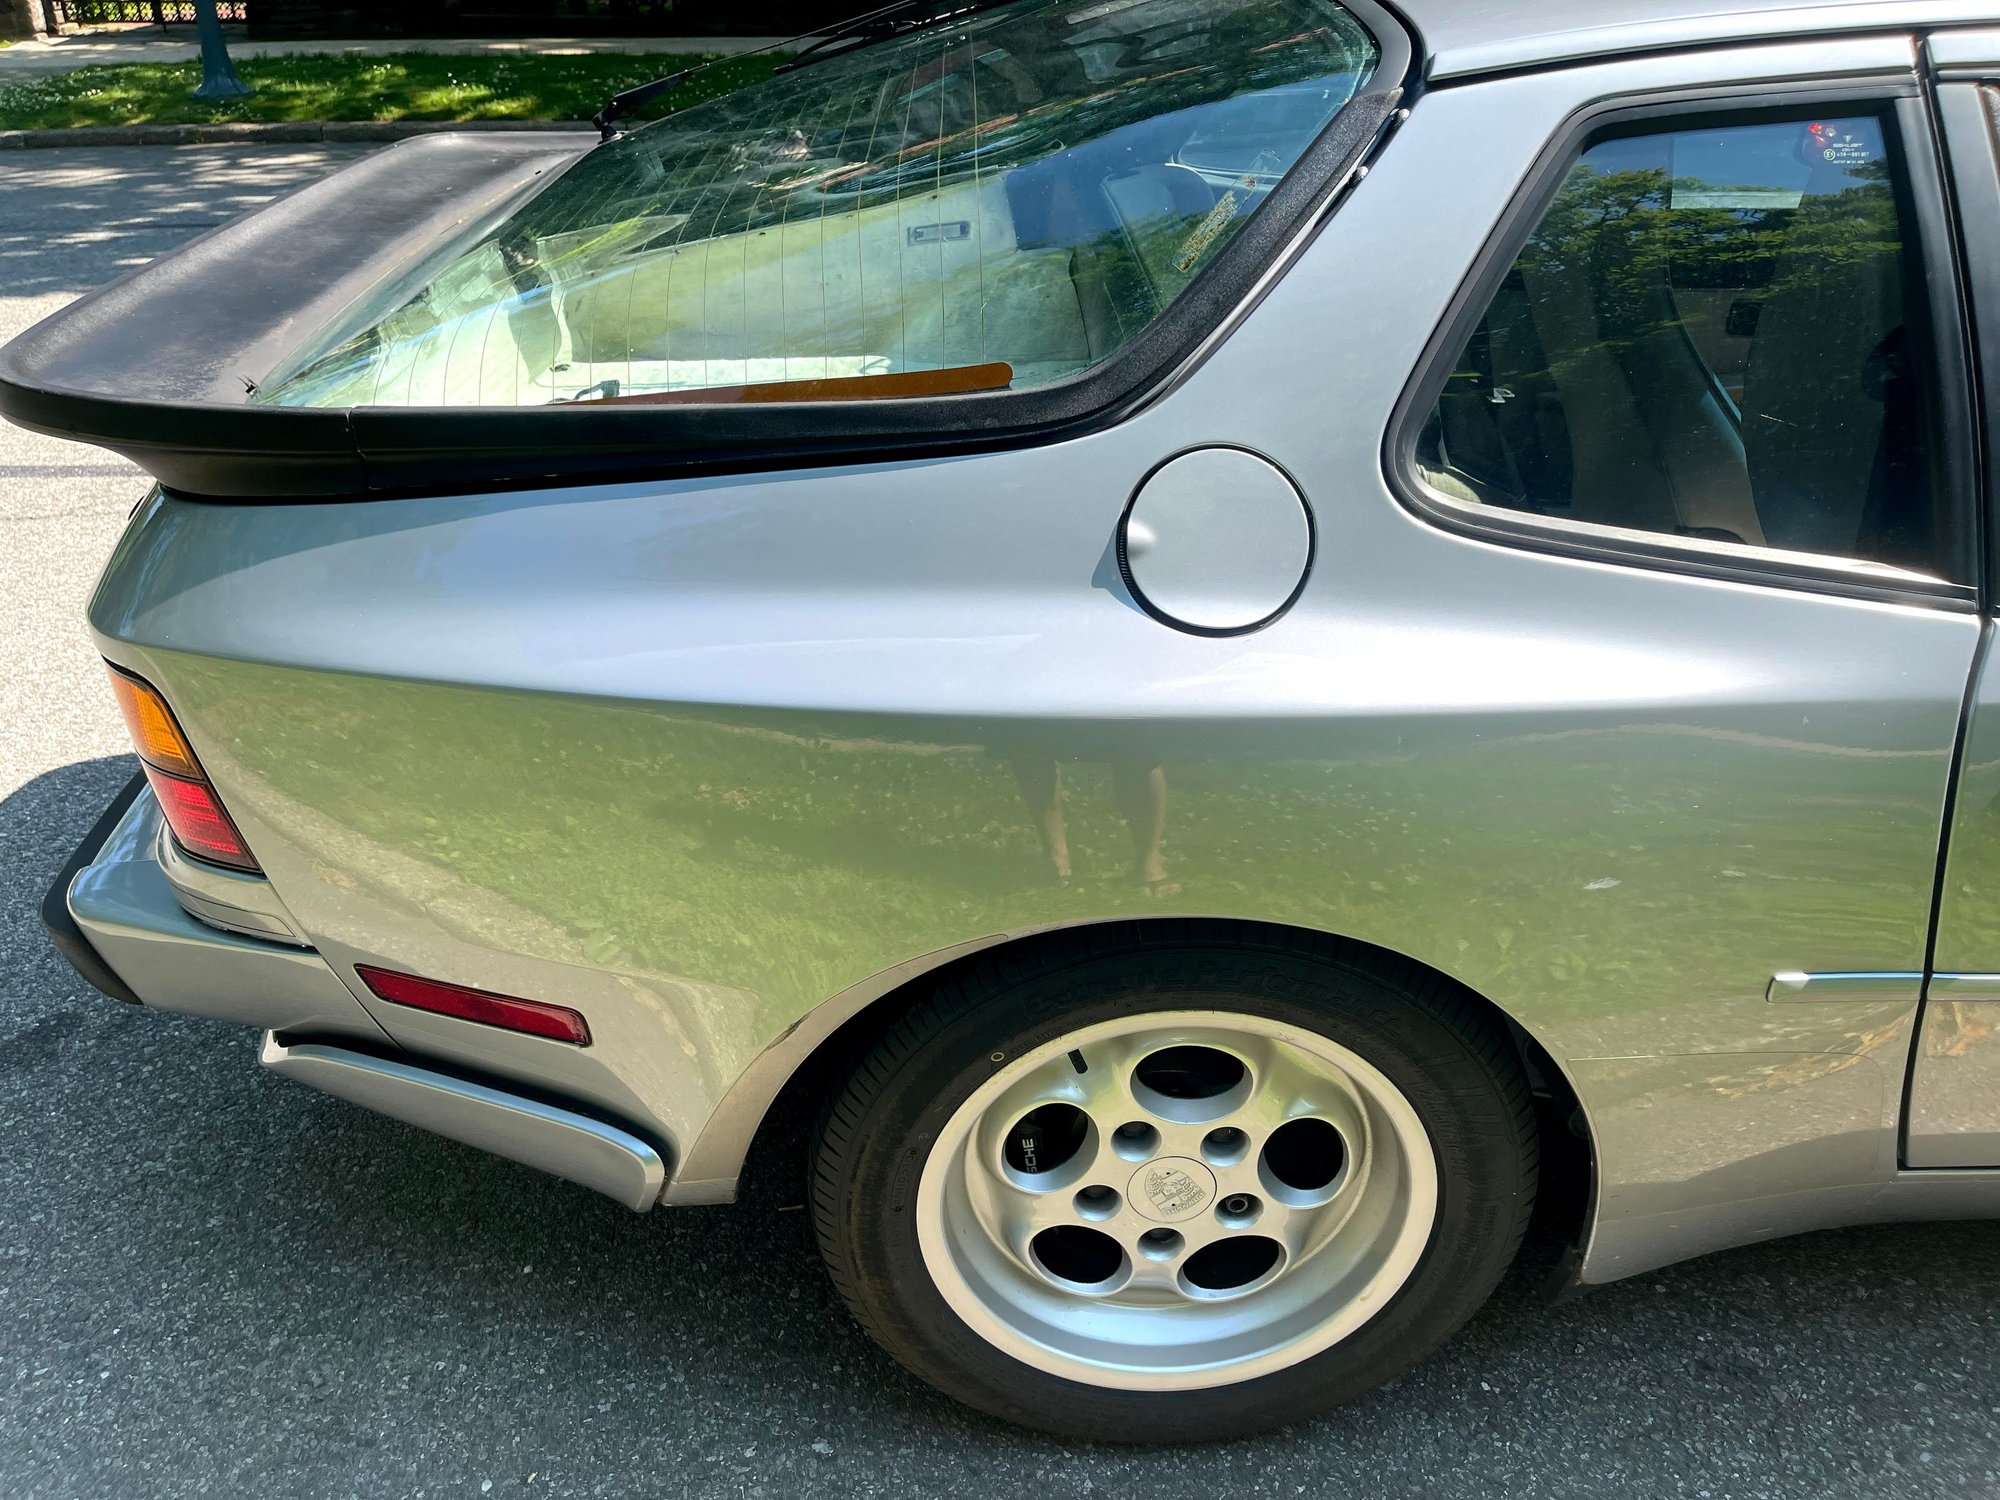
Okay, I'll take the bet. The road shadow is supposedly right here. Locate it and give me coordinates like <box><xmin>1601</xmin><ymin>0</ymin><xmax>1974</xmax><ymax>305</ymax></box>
<box><xmin>4</xmin><ymin>755</ymin><xmax>1999</xmax><ymax>1496</ymax></box>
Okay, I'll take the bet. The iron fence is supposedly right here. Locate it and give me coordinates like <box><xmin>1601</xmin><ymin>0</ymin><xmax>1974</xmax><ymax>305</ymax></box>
<box><xmin>42</xmin><ymin>1</ymin><xmax>247</xmax><ymax>25</ymax></box>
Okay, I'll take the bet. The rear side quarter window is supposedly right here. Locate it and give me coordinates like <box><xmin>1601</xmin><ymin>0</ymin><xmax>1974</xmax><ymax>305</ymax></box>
<box><xmin>1397</xmin><ymin>98</ymin><xmax>1968</xmax><ymax>593</ymax></box>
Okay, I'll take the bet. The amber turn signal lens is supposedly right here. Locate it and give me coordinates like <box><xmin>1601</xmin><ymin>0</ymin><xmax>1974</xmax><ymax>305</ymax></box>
<box><xmin>107</xmin><ymin>666</ymin><xmax>202</xmax><ymax>779</ymax></box>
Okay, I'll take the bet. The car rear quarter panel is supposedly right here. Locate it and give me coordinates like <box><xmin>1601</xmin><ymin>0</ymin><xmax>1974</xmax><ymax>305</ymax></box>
<box><xmin>91</xmin><ymin>36</ymin><xmax>1979</xmax><ymax>1279</ymax></box>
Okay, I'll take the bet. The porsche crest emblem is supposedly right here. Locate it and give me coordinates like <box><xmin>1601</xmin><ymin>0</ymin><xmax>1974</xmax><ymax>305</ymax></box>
<box><xmin>1144</xmin><ymin>1165</ymin><xmax>1208</xmax><ymax>1220</ymax></box>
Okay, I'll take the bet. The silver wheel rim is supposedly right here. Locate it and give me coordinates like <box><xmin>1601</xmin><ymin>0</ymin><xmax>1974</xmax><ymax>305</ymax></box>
<box><xmin>915</xmin><ymin>1010</ymin><xmax>1440</xmax><ymax>1392</ymax></box>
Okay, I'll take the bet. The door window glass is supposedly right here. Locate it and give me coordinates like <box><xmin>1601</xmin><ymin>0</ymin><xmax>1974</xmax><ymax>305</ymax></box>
<box><xmin>1414</xmin><ymin>112</ymin><xmax>1947</xmax><ymax>576</ymax></box>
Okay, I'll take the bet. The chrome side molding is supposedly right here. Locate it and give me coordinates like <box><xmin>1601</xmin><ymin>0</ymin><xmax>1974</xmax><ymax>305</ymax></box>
<box><xmin>1926</xmin><ymin>974</ymin><xmax>2000</xmax><ymax>995</ymax></box>
<box><xmin>259</xmin><ymin>1035</ymin><xmax>667</xmax><ymax>1212</ymax></box>
<box><xmin>1764</xmin><ymin>973</ymin><xmax>2000</xmax><ymax>1002</ymax></box>
<box><xmin>1765</xmin><ymin>971</ymin><xmax>1922</xmax><ymax>1003</ymax></box>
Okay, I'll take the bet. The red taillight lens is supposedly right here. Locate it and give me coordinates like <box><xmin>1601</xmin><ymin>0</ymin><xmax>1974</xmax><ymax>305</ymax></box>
<box><xmin>105</xmin><ymin>663</ymin><xmax>262</xmax><ymax>874</ymax></box>
<box><xmin>143</xmin><ymin>766</ymin><xmax>259</xmax><ymax>872</ymax></box>
<box><xmin>353</xmin><ymin>965</ymin><xmax>593</xmax><ymax>1047</ymax></box>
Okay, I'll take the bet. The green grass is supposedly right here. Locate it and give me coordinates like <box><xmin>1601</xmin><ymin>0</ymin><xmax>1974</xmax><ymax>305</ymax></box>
<box><xmin>0</xmin><ymin>49</ymin><xmax>782</xmax><ymax>129</ymax></box>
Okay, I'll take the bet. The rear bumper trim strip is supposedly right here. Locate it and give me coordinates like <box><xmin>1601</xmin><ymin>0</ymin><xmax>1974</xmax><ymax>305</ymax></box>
<box><xmin>259</xmin><ymin>1035</ymin><xmax>668</xmax><ymax>1212</ymax></box>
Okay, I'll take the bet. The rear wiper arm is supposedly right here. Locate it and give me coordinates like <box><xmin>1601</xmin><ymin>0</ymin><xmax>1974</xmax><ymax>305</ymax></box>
<box><xmin>592</xmin><ymin>0</ymin><xmax>1011</xmax><ymax>141</ymax></box>
<box><xmin>592</xmin><ymin>64</ymin><xmax>712</xmax><ymax>141</ymax></box>
<box><xmin>773</xmin><ymin>0</ymin><xmax>1009</xmax><ymax>76</ymax></box>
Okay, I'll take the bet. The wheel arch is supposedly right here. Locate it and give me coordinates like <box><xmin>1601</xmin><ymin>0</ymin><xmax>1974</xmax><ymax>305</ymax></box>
<box><xmin>673</xmin><ymin>916</ymin><xmax>1596</xmax><ymax>1253</ymax></box>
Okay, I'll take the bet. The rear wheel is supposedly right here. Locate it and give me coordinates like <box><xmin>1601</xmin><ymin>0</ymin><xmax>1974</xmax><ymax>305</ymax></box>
<box><xmin>810</xmin><ymin>928</ymin><xmax>1538</xmax><ymax>1441</ymax></box>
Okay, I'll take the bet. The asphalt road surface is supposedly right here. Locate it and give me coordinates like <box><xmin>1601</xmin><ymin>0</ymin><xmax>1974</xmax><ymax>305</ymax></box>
<box><xmin>3</xmin><ymin>146</ymin><xmax>2000</xmax><ymax>1500</ymax></box>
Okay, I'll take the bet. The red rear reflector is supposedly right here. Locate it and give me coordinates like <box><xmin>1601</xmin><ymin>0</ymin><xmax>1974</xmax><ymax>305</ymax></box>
<box><xmin>143</xmin><ymin>766</ymin><xmax>259</xmax><ymax>872</ymax></box>
<box><xmin>353</xmin><ymin>965</ymin><xmax>592</xmax><ymax>1047</ymax></box>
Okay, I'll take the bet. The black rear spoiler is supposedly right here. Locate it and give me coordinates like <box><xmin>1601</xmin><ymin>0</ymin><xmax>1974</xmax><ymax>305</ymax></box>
<box><xmin>0</xmin><ymin>121</ymin><xmax>1101</xmax><ymax>501</ymax></box>
<box><xmin>0</xmin><ymin>131</ymin><xmax>592</xmax><ymax>497</ymax></box>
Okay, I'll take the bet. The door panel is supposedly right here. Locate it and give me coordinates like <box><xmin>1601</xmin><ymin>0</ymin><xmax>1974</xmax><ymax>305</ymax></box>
<box><xmin>1908</xmin><ymin>980</ymin><xmax>2000</xmax><ymax>1168</ymax></box>
<box><xmin>1917</xmin><ymin>642</ymin><xmax>2000</xmax><ymax>1169</ymax></box>
<box><xmin>1910</xmin><ymin>70</ymin><xmax>2000</xmax><ymax>1169</ymax></box>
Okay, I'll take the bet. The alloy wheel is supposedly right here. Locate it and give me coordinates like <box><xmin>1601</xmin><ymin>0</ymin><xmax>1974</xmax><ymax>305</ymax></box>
<box><xmin>915</xmin><ymin>1010</ymin><xmax>1439</xmax><ymax>1391</ymax></box>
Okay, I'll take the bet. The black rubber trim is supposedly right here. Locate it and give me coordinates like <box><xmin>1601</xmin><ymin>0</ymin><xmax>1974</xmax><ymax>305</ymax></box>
<box><xmin>0</xmin><ymin>4</ymin><xmax>1413</xmax><ymax>501</ymax></box>
<box><xmin>1930</xmin><ymin>77</ymin><xmax>2000</xmax><ymax>606</ymax></box>
<box><xmin>1896</xmin><ymin>84</ymin><xmax>1987</xmax><ymax>603</ymax></box>
<box><xmin>1381</xmin><ymin>75</ymin><xmax>1986</xmax><ymax>614</ymax></box>
<box><xmin>40</xmin><ymin>771</ymin><xmax>146</xmax><ymax>1007</ymax></box>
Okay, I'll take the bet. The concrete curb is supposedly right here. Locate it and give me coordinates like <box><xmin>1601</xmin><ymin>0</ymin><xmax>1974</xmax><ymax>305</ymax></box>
<box><xmin>0</xmin><ymin>118</ymin><xmax>595</xmax><ymax>149</ymax></box>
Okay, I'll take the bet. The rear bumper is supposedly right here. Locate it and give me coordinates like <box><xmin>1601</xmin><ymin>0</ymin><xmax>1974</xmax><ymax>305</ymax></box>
<box><xmin>45</xmin><ymin>776</ymin><xmax>669</xmax><ymax>1211</ymax></box>
<box><xmin>50</xmin><ymin>776</ymin><xmax>386</xmax><ymax>1040</ymax></box>
<box><xmin>41</xmin><ymin>771</ymin><xmax>146</xmax><ymax>1006</ymax></box>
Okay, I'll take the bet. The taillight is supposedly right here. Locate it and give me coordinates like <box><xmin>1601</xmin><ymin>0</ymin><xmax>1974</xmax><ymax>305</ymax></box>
<box><xmin>354</xmin><ymin>965</ymin><xmax>593</xmax><ymax>1046</ymax></box>
<box><xmin>105</xmin><ymin>665</ymin><xmax>261</xmax><ymax>873</ymax></box>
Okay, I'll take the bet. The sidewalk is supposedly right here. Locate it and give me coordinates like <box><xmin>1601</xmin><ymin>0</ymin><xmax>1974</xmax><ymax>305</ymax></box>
<box><xmin>0</xmin><ymin>26</ymin><xmax>790</xmax><ymax>84</ymax></box>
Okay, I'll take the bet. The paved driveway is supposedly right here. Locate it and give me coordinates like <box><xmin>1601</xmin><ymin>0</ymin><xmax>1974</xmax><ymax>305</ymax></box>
<box><xmin>3</xmin><ymin>145</ymin><xmax>1999</xmax><ymax>1500</ymax></box>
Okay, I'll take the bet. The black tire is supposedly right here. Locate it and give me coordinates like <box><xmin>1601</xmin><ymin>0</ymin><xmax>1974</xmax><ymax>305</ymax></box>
<box><xmin>810</xmin><ymin>923</ymin><xmax>1539</xmax><ymax>1442</ymax></box>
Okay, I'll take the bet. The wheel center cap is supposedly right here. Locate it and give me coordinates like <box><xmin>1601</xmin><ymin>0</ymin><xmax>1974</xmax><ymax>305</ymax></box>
<box><xmin>1128</xmin><ymin>1156</ymin><xmax>1217</xmax><ymax>1223</ymax></box>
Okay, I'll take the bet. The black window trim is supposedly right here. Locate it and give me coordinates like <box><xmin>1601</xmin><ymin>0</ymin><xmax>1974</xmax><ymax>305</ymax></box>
<box><xmin>1930</xmin><ymin>70</ymin><xmax>2000</xmax><ymax>608</ymax></box>
<box><xmin>1383</xmin><ymin>75</ymin><xmax>1984</xmax><ymax>615</ymax></box>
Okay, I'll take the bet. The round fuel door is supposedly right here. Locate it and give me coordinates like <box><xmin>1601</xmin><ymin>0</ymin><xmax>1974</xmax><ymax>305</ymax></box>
<box><xmin>1117</xmin><ymin>448</ymin><xmax>1312</xmax><ymax>634</ymax></box>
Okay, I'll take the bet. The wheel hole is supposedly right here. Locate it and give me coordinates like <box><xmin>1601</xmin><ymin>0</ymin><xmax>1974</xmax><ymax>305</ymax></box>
<box><xmin>1073</xmin><ymin>1184</ymin><xmax>1121</xmax><ymax>1221</ymax></box>
<box><xmin>1133</xmin><ymin>1045</ymin><xmax>1245</xmax><ymax>1101</ymax></box>
<box><xmin>1137</xmin><ymin>1227</ymin><xmax>1184</xmax><ymax>1261</ymax></box>
<box><xmin>1180</xmin><ymin>1235</ymin><xmax>1283</xmax><ymax>1294</ymax></box>
<box><xmin>1031</xmin><ymin>1225</ymin><xmax>1127</xmax><ymax>1288</ymax></box>
<box><xmin>1200</xmin><ymin>1126</ymin><xmax>1249</xmax><ymax>1166</ymax></box>
<box><xmin>1261</xmin><ymin>1117</ymin><xmax>1344</xmax><ymax>1195</ymax></box>
<box><xmin>1003</xmin><ymin>1103</ymin><xmax>1090</xmax><ymax>1178</ymax></box>
<box><xmin>1215</xmin><ymin>1192</ymin><xmax>1262</xmax><ymax>1229</ymax></box>
<box><xmin>1111</xmin><ymin>1120</ymin><xmax>1161</xmax><ymax>1161</ymax></box>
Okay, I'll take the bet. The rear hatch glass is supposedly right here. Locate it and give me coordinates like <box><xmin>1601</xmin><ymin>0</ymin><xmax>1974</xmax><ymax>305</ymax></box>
<box><xmin>255</xmin><ymin>0</ymin><xmax>1379</xmax><ymax>411</ymax></box>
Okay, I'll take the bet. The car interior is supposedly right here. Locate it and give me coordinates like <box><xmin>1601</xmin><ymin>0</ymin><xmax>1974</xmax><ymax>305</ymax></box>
<box><xmin>1416</xmin><ymin>113</ymin><xmax>1945</xmax><ymax>576</ymax></box>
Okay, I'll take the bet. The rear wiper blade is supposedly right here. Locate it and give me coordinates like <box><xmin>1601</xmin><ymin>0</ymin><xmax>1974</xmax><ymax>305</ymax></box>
<box><xmin>592</xmin><ymin>0</ymin><xmax>1012</xmax><ymax>141</ymax></box>
<box><xmin>773</xmin><ymin>0</ymin><xmax>1011</xmax><ymax>76</ymax></box>
<box><xmin>592</xmin><ymin>64</ymin><xmax>711</xmax><ymax>141</ymax></box>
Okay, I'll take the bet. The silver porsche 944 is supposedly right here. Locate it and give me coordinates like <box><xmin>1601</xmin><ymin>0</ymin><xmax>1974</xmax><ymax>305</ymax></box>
<box><xmin>12</xmin><ymin>0</ymin><xmax>2000</xmax><ymax>1442</ymax></box>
